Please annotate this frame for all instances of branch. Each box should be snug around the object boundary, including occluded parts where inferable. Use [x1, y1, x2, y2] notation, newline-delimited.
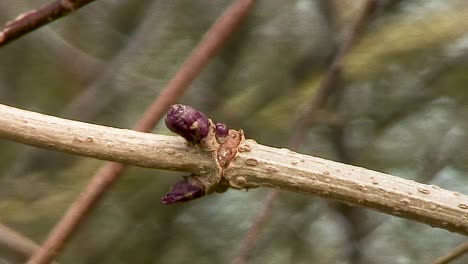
[0, 222, 38, 258]
[0, 103, 213, 172]
[235, 1, 380, 262]
[26, 1, 255, 263]
[0, 0, 96, 47]
[432, 241, 468, 264]
[1, 103, 467, 236]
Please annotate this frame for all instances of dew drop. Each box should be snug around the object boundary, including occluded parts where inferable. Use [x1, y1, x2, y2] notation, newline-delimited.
[372, 180, 379, 185]
[458, 204, 468, 210]
[430, 204, 437, 211]
[417, 188, 430, 194]
[291, 161, 298, 165]
[300, 159, 305, 162]
[325, 178, 331, 183]
[245, 158, 259, 166]
[442, 222, 448, 227]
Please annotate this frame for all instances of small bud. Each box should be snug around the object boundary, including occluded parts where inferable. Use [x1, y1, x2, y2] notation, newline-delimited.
[161, 178, 205, 204]
[165, 104, 209, 143]
[215, 122, 229, 137]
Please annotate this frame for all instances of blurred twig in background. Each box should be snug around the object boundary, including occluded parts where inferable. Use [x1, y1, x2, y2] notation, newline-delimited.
[0, 222, 39, 260]
[0, 0, 97, 47]
[25, 1, 255, 263]
[432, 241, 468, 264]
[233, 1, 379, 263]
[2, 1, 172, 181]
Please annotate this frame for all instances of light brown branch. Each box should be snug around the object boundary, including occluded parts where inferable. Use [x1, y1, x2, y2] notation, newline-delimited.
[0, 103, 214, 173]
[0, 0, 97, 47]
[1, 103, 467, 237]
[432, 241, 468, 264]
[25, 1, 255, 263]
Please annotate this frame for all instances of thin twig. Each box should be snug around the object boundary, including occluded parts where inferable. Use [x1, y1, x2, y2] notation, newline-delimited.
[233, 1, 379, 262]
[232, 191, 279, 264]
[432, 241, 468, 264]
[3, 0, 171, 180]
[0, 222, 38, 258]
[289, 0, 378, 148]
[0, 0, 97, 47]
[25, 1, 254, 263]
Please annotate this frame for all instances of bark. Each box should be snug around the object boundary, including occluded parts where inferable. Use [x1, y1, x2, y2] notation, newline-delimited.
[1, 103, 467, 236]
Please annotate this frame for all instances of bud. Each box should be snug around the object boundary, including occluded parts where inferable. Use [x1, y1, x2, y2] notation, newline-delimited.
[161, 178, 205, 204]
[215, 122, 229, 137]
[165, 104, 209, 143]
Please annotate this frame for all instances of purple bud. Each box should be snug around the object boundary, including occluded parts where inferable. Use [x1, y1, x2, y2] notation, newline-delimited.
[161, 178, 205, 204]
[215, 122, 229, 137]
[165, 104, 209, 143]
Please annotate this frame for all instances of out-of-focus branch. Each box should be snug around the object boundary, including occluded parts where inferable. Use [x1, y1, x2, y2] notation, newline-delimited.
[3, 1, 171, 181]
[0, 0, 97, 47]
[26, 1, 255, 264]
[289, 0, 378, 148]
[432, 241, 468, 264]
[1, 103, 468, 237]
[233, 1, 379, 262]
[232, 191, 279, 264]
[0, 222, 38, 259]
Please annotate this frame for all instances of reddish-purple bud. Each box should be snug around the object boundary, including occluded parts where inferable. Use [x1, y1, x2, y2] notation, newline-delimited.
[165, 104, 209, 143]
[215, 122, 229, 137]
[161, 178, 205, 204]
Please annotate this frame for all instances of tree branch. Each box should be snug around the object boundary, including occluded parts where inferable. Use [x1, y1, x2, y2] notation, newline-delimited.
[432, 241, 468, 264]
[26, 1, 255, 263]
[0, 0, 96, 47]
[0, 222, 39, 259]
[1, 103, 467, 236]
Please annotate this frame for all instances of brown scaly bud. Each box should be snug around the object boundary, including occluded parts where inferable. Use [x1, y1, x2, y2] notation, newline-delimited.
[165, 104, 209, 143]
[161, 177, 205, 204]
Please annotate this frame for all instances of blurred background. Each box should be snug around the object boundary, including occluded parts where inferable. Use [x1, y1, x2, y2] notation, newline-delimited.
[1, 0, 468, 263]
